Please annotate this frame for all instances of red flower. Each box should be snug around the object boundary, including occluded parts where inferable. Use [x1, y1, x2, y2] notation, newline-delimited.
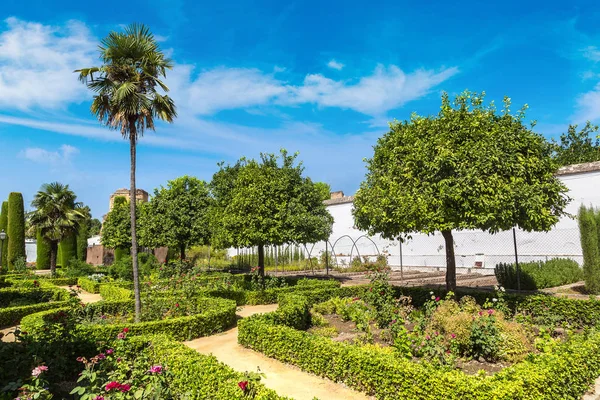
[175, 303, 179, 308]
[238, 381, 249, 392]
[435, 297, 440, 302]
[123, 327, 129, 333]
[119, 384, 131, 392]
[105, 381, 121, 391]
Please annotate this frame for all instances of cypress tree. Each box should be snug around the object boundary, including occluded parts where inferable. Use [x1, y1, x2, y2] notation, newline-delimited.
[59, 232, 78, 268]
[77, 220, 89, 262]
[579, 205, 600, 293]
[7, 193, 26, 270]
[0, 201, 7, 270]
[36, 229, 51, 270]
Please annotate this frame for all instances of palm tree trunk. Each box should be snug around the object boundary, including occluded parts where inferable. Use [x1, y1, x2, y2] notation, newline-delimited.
[129, 128, 141, 322]
[50, 241, 58, 277]
[442, 230, 456, 291]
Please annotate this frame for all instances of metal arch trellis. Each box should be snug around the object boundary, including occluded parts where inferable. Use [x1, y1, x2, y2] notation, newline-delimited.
[331, 235, 362, 266]
[352, 235, 381, 261]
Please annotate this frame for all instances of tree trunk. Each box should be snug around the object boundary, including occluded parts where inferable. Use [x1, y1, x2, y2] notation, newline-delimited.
[50, 241, 58, 277]
[180, 243, 186, 260]
[258, 244, 265, 277]
[129, 130, 141, 322]
[442, 230, 456, 291]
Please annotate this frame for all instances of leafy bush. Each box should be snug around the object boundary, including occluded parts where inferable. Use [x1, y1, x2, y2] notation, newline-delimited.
[109, 253, 159, 281]
[495, 258, 583, 290]
[62, 258, 96, 278]
[100, 285, 133, 301]
[239, 294, 600, 399]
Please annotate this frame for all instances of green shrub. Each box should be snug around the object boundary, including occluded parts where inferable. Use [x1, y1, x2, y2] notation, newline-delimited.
[22, 296, 237, 342]
[59, 233, 78, 269]
[128, 335, 286, 399]
[579, 205, 600, 293]
[36, 229, 51, 270]
[0, 201, 8, 271]
[7, 192, 26, 270]
[0, 301, 70, 328]
[114, 246, 130, 263]
[238, 295, 600, 399]
[495, 258, 583, 290]
[109, 253, 158, 280]
[0, 285, 71, 327]
[77, 276, 102, 293]
[63, 258, 96, 278]
[100, 285, 133, 301]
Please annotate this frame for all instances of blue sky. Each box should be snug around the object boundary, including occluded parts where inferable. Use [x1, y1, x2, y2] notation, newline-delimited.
[1, 0, 600, 218]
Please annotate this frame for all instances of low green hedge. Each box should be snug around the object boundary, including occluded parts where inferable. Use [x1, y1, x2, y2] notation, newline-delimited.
[100, 285, 133, 301]
[78, 277, 134, 294]
[0, 301, 71, 328]
[206, 279, 341, 305]
[495, 258, 583, 290]
[128, 335, 287, 399]
[238, 294, 600, 399]
[22, 297, 237, 342]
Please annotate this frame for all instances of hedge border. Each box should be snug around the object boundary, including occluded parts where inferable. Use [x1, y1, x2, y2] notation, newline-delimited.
[127, 335, 288, 399]
[239, 293, 600, 400]
[22, 296, 237, 342]
[0, 285, 71, 328]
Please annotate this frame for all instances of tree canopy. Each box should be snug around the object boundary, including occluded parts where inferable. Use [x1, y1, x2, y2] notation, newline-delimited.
[353, 91, 570, 290]
[210, 150, 334, 275]
[101, 197, 134, 250]
[551, 121, 600, 166]
[139, 176, 211, 259]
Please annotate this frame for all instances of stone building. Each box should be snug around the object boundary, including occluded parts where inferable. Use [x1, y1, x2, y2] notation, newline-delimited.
[108, 188, 149, 211]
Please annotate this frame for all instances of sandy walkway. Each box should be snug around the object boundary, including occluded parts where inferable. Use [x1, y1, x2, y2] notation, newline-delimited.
[185, 304, 370, 400]
[58, 286, 103, 304]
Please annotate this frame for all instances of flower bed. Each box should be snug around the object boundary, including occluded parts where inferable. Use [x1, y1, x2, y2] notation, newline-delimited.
[239, 291, 600, 399]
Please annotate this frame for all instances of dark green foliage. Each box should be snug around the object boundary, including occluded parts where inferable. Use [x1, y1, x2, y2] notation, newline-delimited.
[101, 196, 133, 250]
[36, 229, 51, 269]
[109, 253, 159, 281]
[114, 246, 130, 263]
[59, 232, 78, 268]
[579, 205, 600, 293]
[551, 121, 600, 166]
[62, 258, 96, 278]
[210, 150, 334, 275]
[353, 91, 569, 291]
[88, 218, 102, 237]
[76, 218, 89, 261]
[139, 176, 212, 259]
[7, 192, 26, 270]
[495, 258, 583, 290]
[0, 201, 8, 270]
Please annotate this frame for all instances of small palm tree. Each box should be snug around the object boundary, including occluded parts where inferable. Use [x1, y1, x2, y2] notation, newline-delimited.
[29, 183, 85, 276]
[76, 23, 177, 321]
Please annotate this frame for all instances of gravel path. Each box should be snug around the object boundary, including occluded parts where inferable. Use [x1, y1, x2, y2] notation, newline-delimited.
[185, 304, 371, 400]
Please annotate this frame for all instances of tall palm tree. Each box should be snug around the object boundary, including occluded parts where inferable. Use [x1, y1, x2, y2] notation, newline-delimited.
[75, 24, 177, 321]
[29, 183, 85, 276]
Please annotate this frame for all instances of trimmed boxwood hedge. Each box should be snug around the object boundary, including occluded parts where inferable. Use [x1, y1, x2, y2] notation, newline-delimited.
[239, 293, 600, 400]
[22, 296, 237, 342]
[0, 285, 71, 328]
[77, 277, 133, 294]
[126, 335, 288, 399]
[100, 285, 133, 301]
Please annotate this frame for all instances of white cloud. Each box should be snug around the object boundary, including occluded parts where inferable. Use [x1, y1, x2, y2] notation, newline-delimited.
[582, 46, 600, 62]
[21, 144, 79, 165]
[573, 83, 600, 123]
[286, 65, 459, 116]
[168, 63, 458, 118]
[327, 59, 344, 70]
[0, 17, 96, 110]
